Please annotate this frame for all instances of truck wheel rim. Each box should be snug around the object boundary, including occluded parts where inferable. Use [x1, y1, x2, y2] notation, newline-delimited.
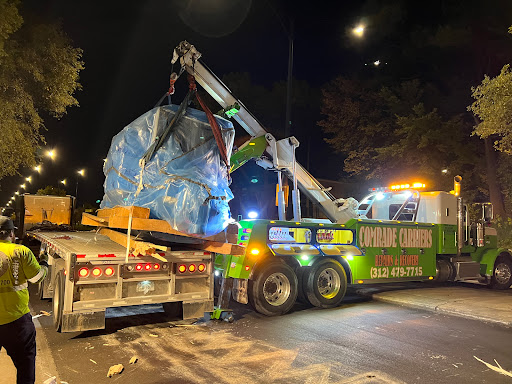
[495, 263, 511, 285]
[263, 272, 290, 306]
[317, 267, 341, 299]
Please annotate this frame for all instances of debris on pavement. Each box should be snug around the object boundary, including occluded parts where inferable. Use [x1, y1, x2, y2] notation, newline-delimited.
[107, 364, 124, 378]
[90, 359, 97, 364]
[149, 333, 159, 337]
[42, 377, 57, 384]
[474, 356, 512, 378]
[32, 310, 52, 319]
[129, 356, 138, 364]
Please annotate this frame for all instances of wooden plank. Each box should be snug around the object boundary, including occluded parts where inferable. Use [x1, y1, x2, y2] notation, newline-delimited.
[107, 215, 196, 237]
[97, 206, 150, 219]
[81, 212, 108, 227]
[98, 227, 169, 261]
[199, 242, 245, 255]
[205, 232, 238, 244]
[83, 212, 243, 255]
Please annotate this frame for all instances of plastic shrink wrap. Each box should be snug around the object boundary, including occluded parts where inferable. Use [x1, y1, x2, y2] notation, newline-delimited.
[101, 104, 235, 237]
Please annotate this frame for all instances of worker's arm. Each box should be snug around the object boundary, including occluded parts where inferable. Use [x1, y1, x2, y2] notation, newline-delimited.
[19, 246, 48, 284]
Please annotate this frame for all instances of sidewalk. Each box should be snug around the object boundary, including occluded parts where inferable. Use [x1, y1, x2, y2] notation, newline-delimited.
[356, 284, 512, 327]
[0, 313, 60, 384]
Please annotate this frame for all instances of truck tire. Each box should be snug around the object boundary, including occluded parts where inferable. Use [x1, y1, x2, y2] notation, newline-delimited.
[490, 255, 512, 290]
[163, 302, 183, 320]
[53, 271, 65, 332]
[248, 261, 298, 316]
[434, 259, 453, 282]
[295, 266, 311, 304]
[304, 258, 347, 308]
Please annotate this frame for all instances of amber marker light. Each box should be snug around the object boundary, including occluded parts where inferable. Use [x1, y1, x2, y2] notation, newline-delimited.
[104, 267, 115, 277]
[198, 263, 206, 272]
[250, 248, 260, 256]
[189, 264, 196, 273]
[92, 267, 102, 277]
[178, 265, 187, 273]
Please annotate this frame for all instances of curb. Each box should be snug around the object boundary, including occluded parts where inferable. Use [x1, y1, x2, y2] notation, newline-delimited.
[371, 294, 512, 327]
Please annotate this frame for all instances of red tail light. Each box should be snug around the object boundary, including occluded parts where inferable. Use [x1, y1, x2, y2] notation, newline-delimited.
[153, 263, 160, 270]
[92, 267, 102, 277]
[78, 267, 89, 278]
[135, 264, 143, 271]
[245, 265, 250, 271]
[104, 267, 115, 277]
[144, 263, 152, 271]
[189, 264, 196, 273]
[178, 264, 186, 273]
[198, 263, 206, 272]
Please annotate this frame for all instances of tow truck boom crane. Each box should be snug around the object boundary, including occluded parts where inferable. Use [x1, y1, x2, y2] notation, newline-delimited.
[172, 41, 357, 223]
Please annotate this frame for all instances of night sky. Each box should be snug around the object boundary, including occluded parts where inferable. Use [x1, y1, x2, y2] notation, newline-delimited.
[2, 0, 367, 207]
[3, 1, 510, 216]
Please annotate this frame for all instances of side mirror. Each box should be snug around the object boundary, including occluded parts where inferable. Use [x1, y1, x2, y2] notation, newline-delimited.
[482, 203, 493, 223]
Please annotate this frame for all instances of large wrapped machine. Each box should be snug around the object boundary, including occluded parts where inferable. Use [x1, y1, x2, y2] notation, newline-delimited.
[101, 104, 235, 237]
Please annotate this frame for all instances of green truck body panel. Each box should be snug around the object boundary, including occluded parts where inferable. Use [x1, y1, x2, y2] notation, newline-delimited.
[217, 218, 509, 285]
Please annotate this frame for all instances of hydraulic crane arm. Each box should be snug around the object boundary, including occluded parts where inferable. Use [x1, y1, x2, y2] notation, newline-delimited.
[172, 41, 358, 224]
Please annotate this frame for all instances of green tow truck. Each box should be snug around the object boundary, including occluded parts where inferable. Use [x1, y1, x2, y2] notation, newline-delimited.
[215, 177, 512, 316]
[172, 41, 512, 318]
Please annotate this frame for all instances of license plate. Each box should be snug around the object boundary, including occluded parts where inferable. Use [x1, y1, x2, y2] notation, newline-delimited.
[136, 281, 155, 295]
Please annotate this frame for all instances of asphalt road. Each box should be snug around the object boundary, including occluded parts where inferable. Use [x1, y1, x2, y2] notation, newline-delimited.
[29, 286, 511, 384]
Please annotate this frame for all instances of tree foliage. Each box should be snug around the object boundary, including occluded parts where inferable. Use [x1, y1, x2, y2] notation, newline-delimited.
[36, 185, 66, 196]
[318, 77, 480, 191]
[469, 64, 512, 153]
[0, 0, 84, 180]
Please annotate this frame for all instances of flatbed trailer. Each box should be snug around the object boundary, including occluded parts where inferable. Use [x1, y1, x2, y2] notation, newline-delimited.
[26, 204, 243, 332]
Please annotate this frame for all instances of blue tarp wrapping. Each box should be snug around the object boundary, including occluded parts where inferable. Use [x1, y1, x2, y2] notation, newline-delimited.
[101, 104, 235, 237]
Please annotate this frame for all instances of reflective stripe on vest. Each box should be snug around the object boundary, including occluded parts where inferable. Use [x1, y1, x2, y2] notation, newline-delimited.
[0, 282, 28, 293]
[28, 268, 45, 284]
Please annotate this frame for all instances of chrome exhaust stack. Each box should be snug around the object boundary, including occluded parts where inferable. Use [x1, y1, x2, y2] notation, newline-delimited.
[454, 176, 464, 255]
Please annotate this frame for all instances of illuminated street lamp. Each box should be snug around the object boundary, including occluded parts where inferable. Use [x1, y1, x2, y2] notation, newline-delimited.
[352, 24, 365, 38]
[47, 149, 56, 160]
[34, 165, 41, 173]
[442, 169, 448, 174]
[75, 169, 85, 202]
[25, 176, 32, 183]
[20, 184, 26, 189]
[60, 179, 67, 186]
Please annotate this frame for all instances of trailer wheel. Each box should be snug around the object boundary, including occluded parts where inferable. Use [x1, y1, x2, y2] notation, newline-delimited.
[304, 258, 347, 308]
[490, 255, 512, 290]
[295, 266, 311, 304]
[163, 302, 183, 320]
[248, 261, 298, 316]
[53, 271, 65, 332]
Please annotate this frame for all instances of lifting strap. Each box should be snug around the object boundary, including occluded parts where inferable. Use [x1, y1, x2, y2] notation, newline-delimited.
[140, 73, 230, 181]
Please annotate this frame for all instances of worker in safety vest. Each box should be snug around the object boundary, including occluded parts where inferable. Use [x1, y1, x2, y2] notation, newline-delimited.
[0, 216, 48, 384]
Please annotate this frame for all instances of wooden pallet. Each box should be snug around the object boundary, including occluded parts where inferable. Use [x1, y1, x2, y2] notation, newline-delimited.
[81, 206, 244, 256]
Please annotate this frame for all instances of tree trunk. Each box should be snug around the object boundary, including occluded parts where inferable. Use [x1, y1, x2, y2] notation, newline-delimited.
[484, 137, 507, 217]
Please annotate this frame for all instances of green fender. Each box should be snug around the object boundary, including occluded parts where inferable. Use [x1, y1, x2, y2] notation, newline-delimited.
[479, 248, 512, 276]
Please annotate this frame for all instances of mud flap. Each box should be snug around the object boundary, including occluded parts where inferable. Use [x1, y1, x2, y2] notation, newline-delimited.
[232, 278, 248, 304]
[183, 300, 214, 320]
[61, 311, 105, 332]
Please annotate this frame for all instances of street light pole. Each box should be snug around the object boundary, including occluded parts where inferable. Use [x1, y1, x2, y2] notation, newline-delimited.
[285, 18, 294, 138]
